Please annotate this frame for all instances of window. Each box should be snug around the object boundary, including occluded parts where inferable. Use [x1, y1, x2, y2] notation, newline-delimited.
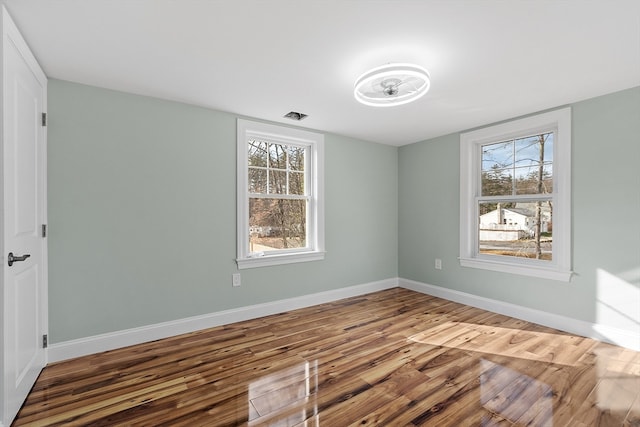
[460, 108, 572, 281]
[237, 119, 324, 269]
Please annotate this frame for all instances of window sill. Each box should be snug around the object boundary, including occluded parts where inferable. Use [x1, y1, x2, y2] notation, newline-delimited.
[459, 257, 572, 282]
[236, 251, 325, 269]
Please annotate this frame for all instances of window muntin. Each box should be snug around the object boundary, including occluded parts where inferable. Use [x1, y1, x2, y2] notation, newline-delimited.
[460, 108, 572, 281]
[248, 139, 309, 253]
[478, 132, 554, 262]
[237, 119, 324, 269]
[481, 133, 553, 196]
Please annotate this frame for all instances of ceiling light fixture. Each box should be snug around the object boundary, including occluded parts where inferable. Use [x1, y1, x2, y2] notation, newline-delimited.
[354, 63, 431, 107]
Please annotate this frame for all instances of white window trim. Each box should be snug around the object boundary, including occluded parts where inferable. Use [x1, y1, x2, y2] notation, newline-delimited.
[236, 119, 325, 269]
[459, 108, 572, 282]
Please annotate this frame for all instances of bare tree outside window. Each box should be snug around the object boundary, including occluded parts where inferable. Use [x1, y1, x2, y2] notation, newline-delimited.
[460, 108, 571, 281]
[248, 140, 308, 252]
[479, 133, 553, 260]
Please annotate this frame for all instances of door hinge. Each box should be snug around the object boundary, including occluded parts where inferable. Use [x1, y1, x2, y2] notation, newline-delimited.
[42, 224, 47, 238]
[42, 334, 48, 349]
[41, 112, 47, 127]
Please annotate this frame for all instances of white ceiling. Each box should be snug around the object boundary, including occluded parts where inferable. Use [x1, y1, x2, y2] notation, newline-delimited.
[4, 0, 640, 146]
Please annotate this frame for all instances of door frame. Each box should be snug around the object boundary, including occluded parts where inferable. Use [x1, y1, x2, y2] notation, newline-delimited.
[0, 5, 48, 426]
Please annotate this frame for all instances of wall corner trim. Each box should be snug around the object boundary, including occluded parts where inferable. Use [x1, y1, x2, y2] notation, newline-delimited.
[48, 278, 398, 363]
[399, 277, 640, 352]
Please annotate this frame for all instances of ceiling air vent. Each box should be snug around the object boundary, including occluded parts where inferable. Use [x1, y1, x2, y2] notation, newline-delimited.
[284, 111, 308, 121]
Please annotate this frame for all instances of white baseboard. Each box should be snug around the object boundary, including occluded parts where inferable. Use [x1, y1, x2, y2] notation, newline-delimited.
[48, 278, 398, 363]
[48, 275, 639, 363]
[399, 278, 640, 352]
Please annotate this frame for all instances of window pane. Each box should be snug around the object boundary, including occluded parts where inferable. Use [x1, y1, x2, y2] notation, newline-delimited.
[249, 198, 307, 252]
[269, 170, 287, 194]
[248, 168, 267, 193]
[482, 133, 554, 196]
[481, 167, 514, 196]
[269, 143, 287, 169]
[288, 146, 305, 171]
[482, 140, 514, 171]
[290, 171, 305, 195]
[514, 135, 542, 167]
[478, 201, 552, 261]
[248, 140, 268, 167]
[513, 132, 553, 195]
[543, 133, 553, 164]
[514, 133, 553, 165]
[515, 164, 553, 195]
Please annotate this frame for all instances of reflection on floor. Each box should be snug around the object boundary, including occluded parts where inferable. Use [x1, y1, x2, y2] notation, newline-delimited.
[14, 288, 640, 426]
[248, 360, 319, 426]
[479, 358, 553, 425]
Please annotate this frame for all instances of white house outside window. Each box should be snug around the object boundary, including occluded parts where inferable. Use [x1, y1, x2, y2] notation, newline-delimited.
[237, 119, 324, 269]
[459, 108, 572, 281]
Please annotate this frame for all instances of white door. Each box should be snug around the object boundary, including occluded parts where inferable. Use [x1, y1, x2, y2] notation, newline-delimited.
[1, 6, 48, 426]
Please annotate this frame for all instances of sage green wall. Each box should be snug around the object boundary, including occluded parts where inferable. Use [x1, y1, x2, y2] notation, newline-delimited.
[48, 79, 638, 343]
[399, 87, 640, 332]
[48, 79, 398, 343]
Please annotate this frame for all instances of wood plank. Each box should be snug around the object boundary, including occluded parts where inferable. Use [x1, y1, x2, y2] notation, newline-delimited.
[13, 288, 640, 426]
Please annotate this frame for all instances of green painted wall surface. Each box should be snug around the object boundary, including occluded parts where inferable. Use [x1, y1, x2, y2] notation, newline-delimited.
[399, 87, 640, 331]
[48, 79, 638, 343]
[48, 79, 398, 343]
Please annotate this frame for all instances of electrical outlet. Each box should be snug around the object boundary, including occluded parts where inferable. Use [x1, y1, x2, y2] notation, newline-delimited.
[232, 273, 241, 287]
[435, 258, 442, 270]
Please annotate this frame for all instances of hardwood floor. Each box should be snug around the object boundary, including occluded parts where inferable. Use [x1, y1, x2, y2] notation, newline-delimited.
[14, 288, 640, 426]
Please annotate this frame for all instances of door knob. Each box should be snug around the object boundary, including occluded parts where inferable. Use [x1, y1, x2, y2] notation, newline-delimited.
[7, 252, 30, 267]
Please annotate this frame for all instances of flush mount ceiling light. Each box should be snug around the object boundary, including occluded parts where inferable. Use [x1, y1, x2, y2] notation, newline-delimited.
[354, 63, 431, 107]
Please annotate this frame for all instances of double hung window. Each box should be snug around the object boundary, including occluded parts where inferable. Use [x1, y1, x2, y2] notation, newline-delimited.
[237, 119, 324, 269]
[459, 108, 572, 281]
